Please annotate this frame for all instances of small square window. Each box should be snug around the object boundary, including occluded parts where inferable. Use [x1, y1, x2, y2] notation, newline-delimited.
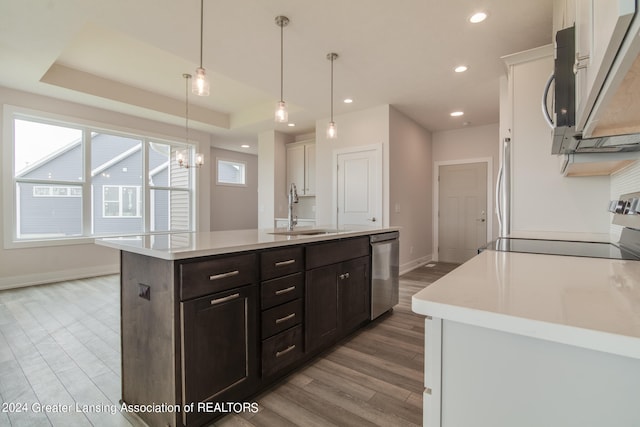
[217, 159, 246, 186]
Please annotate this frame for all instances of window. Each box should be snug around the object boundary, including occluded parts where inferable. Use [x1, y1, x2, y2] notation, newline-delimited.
[217, 159, 246, 186]
[5, 107, 197, 245]
[32, 186, 82, 197]
[103, 186, 141, 217]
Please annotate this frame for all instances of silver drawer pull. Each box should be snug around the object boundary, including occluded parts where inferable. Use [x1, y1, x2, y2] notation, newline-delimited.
[274, 286, 296, 296]
[210, 293, 240, 305]
[209, 270, 240, 281]
[275, 313, 296, 324]
[275, 344, 296, 358]
[275, 259, 296, 267]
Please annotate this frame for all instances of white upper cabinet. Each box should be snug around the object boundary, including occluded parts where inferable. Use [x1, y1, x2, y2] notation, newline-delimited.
[286, 140, 315, 196]
[574, 0, 635, 133]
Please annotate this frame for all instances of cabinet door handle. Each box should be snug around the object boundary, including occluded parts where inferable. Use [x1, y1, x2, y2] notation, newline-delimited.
[209, 270, 240, 281]
[275, 344, 296, 358]
[275, 286, 296, 296]
[340, 272, 350, 280]
[275, 313, 296, 324]
[275, 259, 296, 267]
[210, 293, 240, 305]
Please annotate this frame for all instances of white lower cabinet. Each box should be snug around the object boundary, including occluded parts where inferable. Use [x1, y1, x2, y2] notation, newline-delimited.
[422, 317, 640, 426]
[423, 316, 442, 427]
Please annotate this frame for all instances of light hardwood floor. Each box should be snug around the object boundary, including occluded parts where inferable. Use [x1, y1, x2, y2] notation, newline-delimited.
[0, 263, 458, 427]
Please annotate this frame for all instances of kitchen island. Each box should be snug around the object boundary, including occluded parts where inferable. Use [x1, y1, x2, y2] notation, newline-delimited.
[97, 226, 397, 427]
[412, 249, 640, 427]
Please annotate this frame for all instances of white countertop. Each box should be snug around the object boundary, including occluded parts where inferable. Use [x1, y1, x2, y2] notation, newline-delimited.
[95, 226, 398, 260]
[412, 250, 640, 359]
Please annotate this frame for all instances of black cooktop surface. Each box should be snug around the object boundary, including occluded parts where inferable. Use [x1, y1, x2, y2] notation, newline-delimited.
[488, 238, 640, 260]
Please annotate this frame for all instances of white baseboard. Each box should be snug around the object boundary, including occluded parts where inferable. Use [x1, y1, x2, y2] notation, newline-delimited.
[400, 254, 432, 276]
[0, 264, 120, 291]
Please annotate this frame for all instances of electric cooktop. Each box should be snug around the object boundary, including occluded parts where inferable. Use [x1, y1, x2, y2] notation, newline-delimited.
[487, 237, 640, 261]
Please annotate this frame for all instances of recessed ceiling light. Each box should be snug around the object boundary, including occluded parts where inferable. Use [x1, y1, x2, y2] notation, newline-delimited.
[454, 65, 468, 73]
[450, 111, 464, 117]
[241, 144, 250, 148]
[469, 12, 487, 23]
[343, 98, 353, 104]
[287, 123, 296, 127]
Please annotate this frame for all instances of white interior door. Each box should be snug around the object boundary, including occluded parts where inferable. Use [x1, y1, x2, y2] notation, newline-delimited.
[336, 147, 381, 228]
[438, 162, 487, 263]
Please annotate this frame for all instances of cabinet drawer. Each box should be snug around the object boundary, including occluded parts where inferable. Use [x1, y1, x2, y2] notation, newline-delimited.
[306, 236, 369, 270]
[180, 253, 257, 300]
[262, 299, 303, 338]
[261, 272, 303, 309]
[261, 246, 304, 280]
[262, 325, 303, 377]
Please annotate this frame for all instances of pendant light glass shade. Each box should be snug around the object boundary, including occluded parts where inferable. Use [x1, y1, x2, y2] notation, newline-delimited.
[275, 100, 288, 122]
[275, 16, 289, 123]
[326, 52, 338, 139]
[193, 67, 210, 96]
[179, 73, 203, 169]
[326, 121, 337, 139]
[193, 0, 209, 96]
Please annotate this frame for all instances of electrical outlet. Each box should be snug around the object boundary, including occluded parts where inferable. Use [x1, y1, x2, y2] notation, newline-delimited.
[138, 284, 151, 300]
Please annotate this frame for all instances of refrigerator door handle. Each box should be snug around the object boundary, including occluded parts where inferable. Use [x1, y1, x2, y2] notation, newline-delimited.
[496, 156, 504, 233]
[496, 137, 511, 237]
[542, 72, 555, 129]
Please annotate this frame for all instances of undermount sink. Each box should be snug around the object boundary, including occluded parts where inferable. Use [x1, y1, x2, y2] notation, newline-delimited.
[269, 228, 337, 236]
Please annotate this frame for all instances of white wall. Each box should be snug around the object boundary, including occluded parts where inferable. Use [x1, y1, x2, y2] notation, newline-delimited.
[389, 107, 434, 272]
[314, 105, 390, 226]
[432, 123, 500, 242]
[314, 104, 433, 272]
[257, 130, 290, 229]
[210, 147, 258, 231]
[0, 86, 211, 289]
[509, 54, 611, 236]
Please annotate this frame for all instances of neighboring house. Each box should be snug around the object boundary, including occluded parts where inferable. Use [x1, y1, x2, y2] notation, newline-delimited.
[16, 133, 171, 237]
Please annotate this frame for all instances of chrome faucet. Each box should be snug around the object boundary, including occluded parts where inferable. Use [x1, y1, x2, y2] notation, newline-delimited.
[287, 183, 299, 231]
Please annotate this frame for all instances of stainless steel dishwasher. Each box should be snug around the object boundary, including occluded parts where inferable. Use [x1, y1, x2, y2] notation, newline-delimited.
[370, 231, 399, 319]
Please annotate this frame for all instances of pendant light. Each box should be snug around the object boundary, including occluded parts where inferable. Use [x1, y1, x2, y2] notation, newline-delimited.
[178, 73, 204, 169]
[274, 15, 289, 123]
[326, 52, 338, 139]
[193, 0, 210, 96]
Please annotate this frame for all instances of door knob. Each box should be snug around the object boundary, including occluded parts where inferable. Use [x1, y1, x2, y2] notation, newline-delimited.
[368, 217, 377, 222]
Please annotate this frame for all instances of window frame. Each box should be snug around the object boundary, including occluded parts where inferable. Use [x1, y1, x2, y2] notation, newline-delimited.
[3, 105, 198, 249]
[102, 185, 142, 218]
[216, 158, 247, 187]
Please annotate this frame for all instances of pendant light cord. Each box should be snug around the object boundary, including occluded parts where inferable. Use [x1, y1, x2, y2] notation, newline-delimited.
[280, 21, 284, 102]
[330, 56, 334, 121]
[185, 74, 190, 144]
[199, 0, 204, 68]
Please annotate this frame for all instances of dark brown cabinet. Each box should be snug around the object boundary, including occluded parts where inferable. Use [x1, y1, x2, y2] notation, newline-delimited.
[305, 237, 371, 353]
[259, 247, 305, 378]
[305, 263, 339, 352]
[338, 256, 370, 336]
[181, 285, 258, 426]
[179, 254, 259, 426]
[118, 233, 380, 427]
